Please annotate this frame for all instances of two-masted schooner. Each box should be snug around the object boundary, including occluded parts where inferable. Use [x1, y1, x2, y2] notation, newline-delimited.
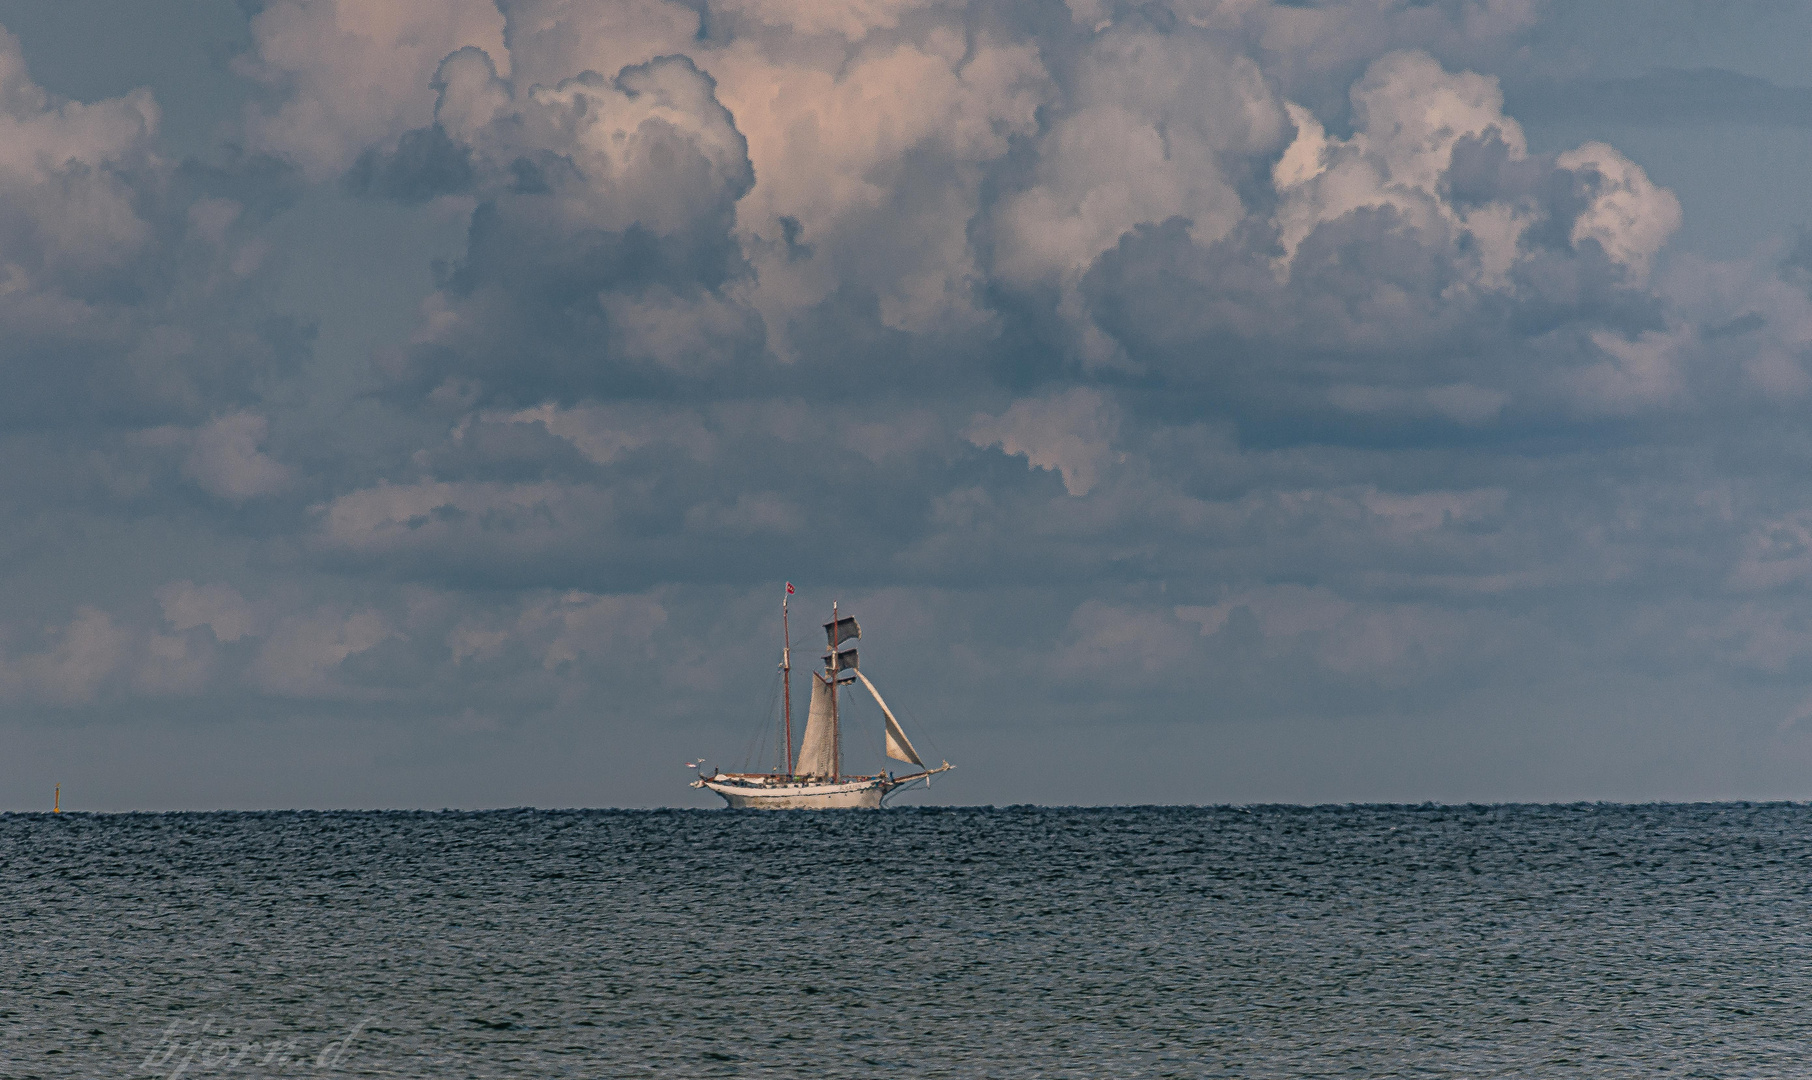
[691, 589, 951, 808]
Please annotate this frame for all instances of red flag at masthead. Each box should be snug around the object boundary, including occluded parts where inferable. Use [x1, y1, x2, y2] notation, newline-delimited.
[785, 582, 795, 594]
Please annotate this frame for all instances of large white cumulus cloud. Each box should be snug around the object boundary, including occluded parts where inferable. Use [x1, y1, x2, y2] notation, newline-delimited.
[994, 26, 1285, 288]
[231, 0, 1707, 611]
[429, 46, 752, 236]
[363, 44, 759, 401]
[717, 28, 1047, 338]
[245, 0, 1689, 413]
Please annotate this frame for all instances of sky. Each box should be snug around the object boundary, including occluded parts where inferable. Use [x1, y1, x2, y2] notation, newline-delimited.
[4, 0, 1812, 810]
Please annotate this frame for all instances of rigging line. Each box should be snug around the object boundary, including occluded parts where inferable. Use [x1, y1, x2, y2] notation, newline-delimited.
[735, 671, 784, 772]
[735, 689, 767, 769]
[768, 697, 780, 774]
[762, 671, 784, 771]
[764, 670, 785, 769]
[856, 677, 916, 778]
[892, 695, 949, 767]
[856, 692, 888, 773]
[735, 717, 765, 773]
[770, 670, 789, 773]
[848, 668, 893, 755]
[759, 674, 777, 773]
[842, 673, 889, 772]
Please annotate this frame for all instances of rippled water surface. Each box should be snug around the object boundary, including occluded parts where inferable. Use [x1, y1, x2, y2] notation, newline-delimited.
[6, 804, 1812, 1078]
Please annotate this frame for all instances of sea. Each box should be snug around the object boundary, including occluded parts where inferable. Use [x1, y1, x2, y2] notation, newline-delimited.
[5, 804, 1812, 1078]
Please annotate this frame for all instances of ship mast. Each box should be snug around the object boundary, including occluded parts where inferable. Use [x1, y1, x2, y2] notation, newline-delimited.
[829, 600, 840, 781]
[781, 588, 793, 775]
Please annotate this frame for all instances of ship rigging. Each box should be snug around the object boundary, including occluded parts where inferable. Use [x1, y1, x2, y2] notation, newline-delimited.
[690, 589, 951, 809]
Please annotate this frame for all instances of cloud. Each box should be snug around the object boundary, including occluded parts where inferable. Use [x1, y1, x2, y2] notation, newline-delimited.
[1693, 601, 1812, 675]
[250, 605, 397, 697]
[136, 412, 294, 502]
[1359, 487, 1507, 538]
[1562, 328, 1687, 414]
[450, 590, 667, 672]
[0, 607, 131, 705]
[1175, 585, 1470, 686]
[1051, 600, 1197, 680]
[261, 9, 1688, 425]
[239, 0, 508, 179]
[992, 26, 1282, 288]
[968, 389, 1121, 497]
[709, 0, 949, 38]
[1554, 142, 1681, 281]
[0, 600, 229, 704]
[157, 581, 262, 643]
[0, 28, 160, 278]
[315, 479, 609, 562]
[292, 0, 1054, 373]
[0, 26, 308, 439]
[1275, 53, 1519, 270]
[0, 579, 677, 712]
[496, 402, 713, 466]
[704, 12, 1047, 341]
[1273, 52, 1678, 287]
[368, 49, 761, 404]
[1329, 382, 1509, 423]
[1076, 50, 1684, 424]
[1729, 513, 1812, 593]
[1649, 247, 1812, 404]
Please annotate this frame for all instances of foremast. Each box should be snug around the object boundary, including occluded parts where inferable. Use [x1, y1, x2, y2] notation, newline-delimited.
[781, 585, 793, 776]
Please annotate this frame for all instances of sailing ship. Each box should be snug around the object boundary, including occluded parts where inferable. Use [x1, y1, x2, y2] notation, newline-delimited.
[691, 590, 951, 809]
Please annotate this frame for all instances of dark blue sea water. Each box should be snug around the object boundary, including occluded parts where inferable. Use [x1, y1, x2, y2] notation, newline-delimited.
[5, 804, 1812, 1078]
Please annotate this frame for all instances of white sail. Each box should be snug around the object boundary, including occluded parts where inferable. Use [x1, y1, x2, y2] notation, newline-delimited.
[796, 672, 838, 777]
[853, 669, 924, 767]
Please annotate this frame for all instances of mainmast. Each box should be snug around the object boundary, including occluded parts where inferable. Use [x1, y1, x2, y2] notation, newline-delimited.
[818, 604, 860, 781]
[829, 600, 840, 780]
[781, 585, 794, 776]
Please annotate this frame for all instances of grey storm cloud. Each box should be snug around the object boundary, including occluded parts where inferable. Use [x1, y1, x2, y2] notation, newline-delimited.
[10, 0, 1812, 809]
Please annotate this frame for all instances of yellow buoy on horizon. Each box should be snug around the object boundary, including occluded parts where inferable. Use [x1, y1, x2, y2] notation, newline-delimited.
[53, 783, 60, 814]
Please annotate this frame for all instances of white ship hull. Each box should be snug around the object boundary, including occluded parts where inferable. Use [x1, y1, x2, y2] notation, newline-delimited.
[695, 774, 888, 809]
